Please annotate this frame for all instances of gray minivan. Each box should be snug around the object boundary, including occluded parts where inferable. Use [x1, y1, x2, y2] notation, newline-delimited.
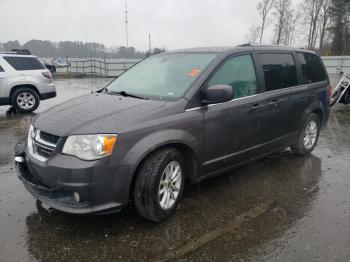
[15, 45, 331, 222]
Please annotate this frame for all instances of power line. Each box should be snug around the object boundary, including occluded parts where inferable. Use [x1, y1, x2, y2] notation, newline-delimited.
[125, 0, 128, 47]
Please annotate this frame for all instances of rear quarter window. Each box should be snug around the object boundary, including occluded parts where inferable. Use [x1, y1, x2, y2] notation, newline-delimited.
[259, 53, 298, 91]
[0, 65, 4, 72]
[297, 52, 327, 83]
[3, 56, 45, 71]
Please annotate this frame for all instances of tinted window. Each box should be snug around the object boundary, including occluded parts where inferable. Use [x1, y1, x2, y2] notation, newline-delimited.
[297, 52, 327, 83]
[3, 56, 45, 70]
[0, 65, 4, 72]
[207, 55, 257, 99]
[260, 53, 298, 91]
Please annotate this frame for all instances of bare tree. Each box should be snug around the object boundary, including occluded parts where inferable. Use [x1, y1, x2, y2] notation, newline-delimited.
[319, 0, 331, 49]
[257, 0, 275, 44]
[273, 0, 293, 45]
[302, 0, 324, 49]
[285, 10, 301, 46]
[246, 25, 261, 43]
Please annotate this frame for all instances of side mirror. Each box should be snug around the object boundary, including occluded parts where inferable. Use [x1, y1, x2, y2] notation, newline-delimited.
[201, 84, 234, 104]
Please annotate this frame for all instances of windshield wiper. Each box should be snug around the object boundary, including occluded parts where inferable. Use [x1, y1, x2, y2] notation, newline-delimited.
[108, 90, 148, 100]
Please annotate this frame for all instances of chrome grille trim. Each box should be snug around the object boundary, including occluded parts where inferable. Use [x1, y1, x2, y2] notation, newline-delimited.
[35, 130, 57, 147]
[28, 129, 59, 162]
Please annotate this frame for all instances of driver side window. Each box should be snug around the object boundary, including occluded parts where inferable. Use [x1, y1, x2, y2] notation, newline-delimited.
[207, 55, 257, 99]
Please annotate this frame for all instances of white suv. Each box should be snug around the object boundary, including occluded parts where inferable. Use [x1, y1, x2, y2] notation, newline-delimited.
[0, 52, 56, 112]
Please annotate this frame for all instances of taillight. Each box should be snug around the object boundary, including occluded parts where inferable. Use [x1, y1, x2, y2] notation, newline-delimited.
[41, 70, 52, 79]
[327, 85, 332, 99]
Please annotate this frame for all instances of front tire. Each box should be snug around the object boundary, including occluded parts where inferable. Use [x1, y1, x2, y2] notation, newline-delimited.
[11, 87, 40, 113]
[291, 113, 320, 156]
[134, 148, 185, 222]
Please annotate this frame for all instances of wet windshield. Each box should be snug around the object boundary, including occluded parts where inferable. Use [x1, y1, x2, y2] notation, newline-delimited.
[106, 53, 217, 100]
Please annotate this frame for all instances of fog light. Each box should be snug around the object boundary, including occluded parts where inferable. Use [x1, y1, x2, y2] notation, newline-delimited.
[73, 192, 81, 203]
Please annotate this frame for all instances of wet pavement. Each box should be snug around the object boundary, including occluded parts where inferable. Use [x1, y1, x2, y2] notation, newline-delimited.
[0, 78, 350, 262]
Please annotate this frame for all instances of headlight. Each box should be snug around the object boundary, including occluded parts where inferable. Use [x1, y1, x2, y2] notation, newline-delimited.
[62, 134, 117, 160]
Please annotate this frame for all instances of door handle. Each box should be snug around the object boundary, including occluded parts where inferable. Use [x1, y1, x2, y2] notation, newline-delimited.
[250, 104, 264, 111]
[268, 101, 278, 107]
[268, 99, 285, 107]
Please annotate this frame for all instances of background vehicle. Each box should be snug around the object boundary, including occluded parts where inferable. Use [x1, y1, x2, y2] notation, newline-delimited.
[52, 57, 70, 68]
[0, 51, 56, 112]
[15, 45, 330, 222]
[39, 58, 56, 74]
[330, 72, 350, 107]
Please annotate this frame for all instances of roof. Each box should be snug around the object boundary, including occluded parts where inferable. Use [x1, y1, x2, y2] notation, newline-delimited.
[0, 52, 36, 58]
[169, 44, 315, 55]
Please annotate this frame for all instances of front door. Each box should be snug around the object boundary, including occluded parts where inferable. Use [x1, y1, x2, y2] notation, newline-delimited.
[202, 54, 269, 176]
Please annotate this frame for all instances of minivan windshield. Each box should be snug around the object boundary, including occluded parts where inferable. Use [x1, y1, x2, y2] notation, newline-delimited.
[106, 53, 217, 100]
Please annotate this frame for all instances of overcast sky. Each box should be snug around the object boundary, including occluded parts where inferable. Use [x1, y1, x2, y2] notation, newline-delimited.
[0, 0, 301, 51]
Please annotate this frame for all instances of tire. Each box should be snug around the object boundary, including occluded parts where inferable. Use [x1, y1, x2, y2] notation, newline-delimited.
[11, 87, 40, 113]
[291, 113, 320, 156]
[134, 148, 186, 222]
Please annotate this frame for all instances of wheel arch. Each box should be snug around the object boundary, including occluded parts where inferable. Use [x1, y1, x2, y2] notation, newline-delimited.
[10, 84, 41, 101]
[127, 139, 201, 200]
[299, 101, 325, 130]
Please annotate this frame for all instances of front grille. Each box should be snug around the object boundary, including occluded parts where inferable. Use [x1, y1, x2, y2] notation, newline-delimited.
[29, 129, 60, 161]
[39, 131, 60, 145]
[36, 144, 54, 158]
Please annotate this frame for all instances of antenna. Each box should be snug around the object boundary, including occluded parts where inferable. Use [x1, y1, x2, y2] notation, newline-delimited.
[148, 33, 152, 54]
[125, 0, 129, 47]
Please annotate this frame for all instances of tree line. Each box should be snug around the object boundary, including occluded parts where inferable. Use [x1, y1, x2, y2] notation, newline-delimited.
[247, 0, 350, 55]
[0, 39, 165, 59]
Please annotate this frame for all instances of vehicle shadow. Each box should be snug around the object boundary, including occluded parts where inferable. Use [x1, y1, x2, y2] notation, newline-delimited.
[24, 152, 323, 261]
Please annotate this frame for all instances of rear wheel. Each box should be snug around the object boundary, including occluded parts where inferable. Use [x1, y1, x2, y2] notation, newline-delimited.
[134, 148, 185, 222]
[11, 87, 40, 113]
[291, 113, 320, 156]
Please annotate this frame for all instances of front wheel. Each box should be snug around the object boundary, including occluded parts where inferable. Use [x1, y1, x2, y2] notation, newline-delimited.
[134, 148, 185, 222]
[291, 113, 320, 156]
[330, 87, 343, 107]
[11, 87, 40, 113]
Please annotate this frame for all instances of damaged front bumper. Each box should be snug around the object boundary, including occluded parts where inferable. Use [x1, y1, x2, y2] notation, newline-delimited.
[14, 138, 125, 215]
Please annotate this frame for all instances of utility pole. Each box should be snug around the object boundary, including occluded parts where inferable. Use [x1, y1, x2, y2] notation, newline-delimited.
[125, 0, 129, 48]
[148, 33, 152, 54]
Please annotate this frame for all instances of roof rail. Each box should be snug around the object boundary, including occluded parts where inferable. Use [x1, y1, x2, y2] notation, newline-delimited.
[237, 43, 292, 48]
[11, 49, 31, 55]
[237, 43, 252, 47]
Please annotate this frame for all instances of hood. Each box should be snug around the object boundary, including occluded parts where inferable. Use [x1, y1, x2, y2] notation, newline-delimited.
[34, 93, 167, 136]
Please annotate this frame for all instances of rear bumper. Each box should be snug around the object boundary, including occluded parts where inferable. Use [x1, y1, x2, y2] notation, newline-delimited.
[40, 90, 56, 100]
[14, 138, 132, 214]
[0, 97, 9, 105]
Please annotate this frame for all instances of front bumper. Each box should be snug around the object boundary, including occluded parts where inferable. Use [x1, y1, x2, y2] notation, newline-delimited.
[14, 138, 132, 214]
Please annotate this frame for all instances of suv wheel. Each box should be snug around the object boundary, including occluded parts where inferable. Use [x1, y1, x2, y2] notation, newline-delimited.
[12, 87, 40, 113]
[134, 148, 185, 222]
[291, 113, 320, 155]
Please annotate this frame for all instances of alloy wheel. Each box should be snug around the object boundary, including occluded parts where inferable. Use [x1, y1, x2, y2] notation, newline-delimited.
[158, 161, 182, 210]
[17, 92, 36, 110]
[303, 120, 318, 150]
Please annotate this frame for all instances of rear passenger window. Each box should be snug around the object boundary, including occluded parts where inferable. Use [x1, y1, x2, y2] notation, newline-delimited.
[0, 65, 4, 72]
[207, 55, 257, 99]
[297, 52, 327, 83]
[3, 56, 45, 71]
[260, 53, 298, 91]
